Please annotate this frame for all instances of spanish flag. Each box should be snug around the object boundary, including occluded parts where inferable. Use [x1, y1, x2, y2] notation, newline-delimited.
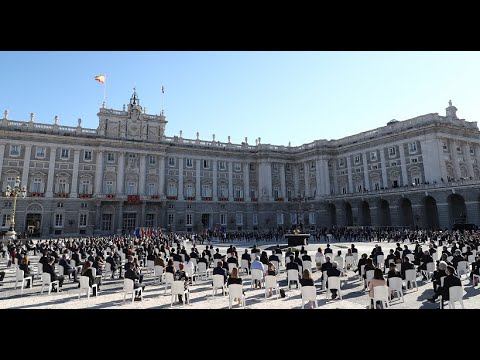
[94, 75, 106, 84]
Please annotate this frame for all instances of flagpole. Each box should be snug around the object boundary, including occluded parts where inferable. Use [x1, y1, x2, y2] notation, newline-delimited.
[161, 83, 164, 115]
[103, 75, 107, 107]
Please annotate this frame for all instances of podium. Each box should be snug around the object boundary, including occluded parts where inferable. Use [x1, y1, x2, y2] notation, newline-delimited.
[285, 234, 309, 247]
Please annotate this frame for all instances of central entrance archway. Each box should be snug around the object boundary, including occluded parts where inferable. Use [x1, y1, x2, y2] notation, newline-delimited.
[359, 201, 371, 226]
[379, 199, 391, 227]
[399, 198, 414, 228]
[423, 196, 439, 229]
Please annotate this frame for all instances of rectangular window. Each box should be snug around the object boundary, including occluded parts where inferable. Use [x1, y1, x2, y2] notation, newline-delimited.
[236, 213, 243, 225]
[148, 155, 156, 165]
[32, 178, 42, 193]
[148, 183, 156, 195]
[339, 158, 344, 167]
[168, 157, 175, 166]
[414, 177, 421, 185]
[249, 163, 255, 171]
[285, 164, 291, 173]
[355, 168, 361, 173]
[1, 214, 11, 227]
[6, 177, 16, 189]
[470, 147, 475, 155]
[374, 182, 380, 190]
[389, 147, 396, 156]
[409, 142, 417, 153]
[36, 147, 45, 158]
[61, 148, 69, 159]
[81, 202, 88, 208]
[287, 188, 292, 199]
[354, 155, 361, 164]
[219, 161, 226, 170]
[106, 180, 114, 194]
[220, 213, 227, 226]
[203, 159, 210, 169]
[370, 151, 377, 161]
[127, 182, 136, 195]
[290, 212, 297, 225]
[186, 158, 193, 168]
[371, 165, 378, 170]
[276, 213, 283, 225]
[443, 141, 448, 151]
[57, 202, 63, 208]
[272, 163, 278, 171]
[357, 184, 363, 192]
[273, 187, 280, 199]
[55, 214, 63, 227]
[187, 204, 192, 209]
[411, 158, 418, 163]
[250, 189, 257, 199]
[10, 144, 20, 156]
[145, 213, 154, 227]
[167, 183, 177, 196]
[107, 152, 115, 162]
[342, 187, 347, 194]
[202, 184, 212, 197]
[457, 147, 462, 153]
[252, 213, 258, 225]
[186, 213, 193, 226]
[234, 162, 241, 172]
[58, 179, 67, 193]
[80, 180, 90, 194]
[234, 186, 243, 199]
[79, 213, 87, 227]
[310, 161, 315, 169]
[101, 214, 112, 231]
[390, 161, 397, 167]
[185, 183, 194, 197]
[168, 213, 175, 225]
[84, 150, 92, 161]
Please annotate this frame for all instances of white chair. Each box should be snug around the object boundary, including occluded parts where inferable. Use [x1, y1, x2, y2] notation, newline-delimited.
[123, 278, 142, 303]
[212, 274, 227, 296]
[303, 260, 312, 274]
[190, 257, 198, 271]
[365, 270, 375, 290]
[173, 261, 180, 272]
[457, 261, 468, 279]
[422, 262, 435, 281]
[57, 264, 65, 278]
[103, 262, 113, 279]
[154, 265, 164, 284]
[264, 275, 280, 299]
[287, 269, 299, 289]
[251, 269, 264, 289]
[326, 276, 342, 300]
[228, 263, 237, 274]
[184, 263, 196, 284]
[321, 270, 328, 291]
[352, 252, 359, 266]
[371, 285, 390, 309]
[404, 269, 418, 291]
[171, 280, 189, 307]
[15, 269, 32, 293]
[467, 254, 475, 264]
[376, 255, 385, 270]
[448, 286, 465, 309]
[406, 254, 415, 263]
[36, 262, 43, 279]
[197, 262, 210, 280]
[164, 272, 175, 293]
[473, 272, 480, 287]
[180, 254, 186, 263]
[241, 259, 250, 275]
[270, 260, 280, 273]
[447, 256, 454, 263]
[300, 286, 318, 309]
[388, 277, 404, 303]
[146, 260, 155, 276]
[228, 284, 246, 308]
[78, 275, 97, 299]
[40, 273, 59, 294]
[432, 252, 439, 262]
[344, 255, 354, 270]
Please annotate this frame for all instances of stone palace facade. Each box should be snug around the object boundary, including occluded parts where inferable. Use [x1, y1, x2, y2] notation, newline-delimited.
[1, 91, 479, 237]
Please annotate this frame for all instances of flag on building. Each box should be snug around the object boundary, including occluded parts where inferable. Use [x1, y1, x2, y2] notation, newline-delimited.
[95, 75, 106, 84]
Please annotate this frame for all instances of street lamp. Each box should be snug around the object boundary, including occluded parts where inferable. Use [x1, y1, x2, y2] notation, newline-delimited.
[291, 194, 306, 233]
[4, 176, 27, 240]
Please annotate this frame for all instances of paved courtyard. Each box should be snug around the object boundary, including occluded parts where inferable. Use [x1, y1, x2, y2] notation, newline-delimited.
[0, 239, 477, 309]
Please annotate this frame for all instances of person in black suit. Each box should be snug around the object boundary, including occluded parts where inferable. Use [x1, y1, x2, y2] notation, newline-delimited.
[354, 253, 368, 277]
[402, 245, 411, 260]
[213, 260, 228, 284]
[269, 251, 280, 263]
[432, 260, 448, 292]
[324, 244, 333, 256]
[43, 257, 64, 291]
[59, 254, 78, 281]
[400, 257, 414, 280]
[301, 251, 312, 262]
[241, 249, 251, 270]
[326, 262, 341, 299]
[227, 254, 239, 268]
[165, 259, 175, 274]
[286, 255, 300, 288]
[125, 262, 145, 301]
[428, 265, 462, 308]
[384, 249, 396, 269]
[0, 270, 5, 285]
[451, 249, 465, 269]
[80, 261, 101, 295]
[418, 250, 434, 279]
[386, 262, 402, 286]
[213, 248, 223, 262]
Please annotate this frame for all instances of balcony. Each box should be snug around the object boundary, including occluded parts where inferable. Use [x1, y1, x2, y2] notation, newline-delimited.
[185, 196, 195, 201]
[127, 195, 141, 204]
[202, 197, 212, 201]
[79, 193, 93, 199]
[105, 194, 116, 199]
[30, 192, 45, 197]
[275, 197, 284, 202]
[166, 195, 178, 200]
[218, 197, 228, 201]
[55, 193, 69, 198]
[150, 195, 160, 200]
[234, 198, 244, 202]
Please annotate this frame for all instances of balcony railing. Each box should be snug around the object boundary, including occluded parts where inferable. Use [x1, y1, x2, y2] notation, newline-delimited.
[166, 195, 177, 200]
[127, 195, 141, 204]
[234, 198, 244, 202]
[30, 192, 45, 197]
[202, 197, 212, 201]
[79, 193, 93, 199]
[55, 193, 69, 198]
[218, 197, 228, 201]
[150, 195, 160, 199]
[105, 194, 116, 199]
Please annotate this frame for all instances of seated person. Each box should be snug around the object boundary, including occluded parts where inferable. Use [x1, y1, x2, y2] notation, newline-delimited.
[227, 267, 244, 305]
[19, 255, 34, 288]
[428, 265, 461, 308]
[213, 260, 228, 284]
[174, 262, 189, 303]
[299, 269, 315, 308]
[432, 261, 448, 292]
[286, 255, 299, 288]
[266, 262, 277, 276]
[59, 254, 78, 281]
[326, 261, 341, 299]
[386, 262, 402, 287]
[125, 262, 145, 301]
[80, 261, 101, 296]
[369, 268, 386, 309]
[43, 256, 65, 292]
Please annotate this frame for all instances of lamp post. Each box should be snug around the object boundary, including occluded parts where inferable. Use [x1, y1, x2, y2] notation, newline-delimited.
[4, 176, 27, 241]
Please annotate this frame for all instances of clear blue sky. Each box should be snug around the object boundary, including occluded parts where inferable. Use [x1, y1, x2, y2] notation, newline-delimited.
[1, 51, 479, 146]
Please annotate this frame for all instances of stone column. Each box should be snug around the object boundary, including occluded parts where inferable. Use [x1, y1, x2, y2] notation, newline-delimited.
[315, 159, 323, 199]
[304, 162, 310, 198]
[159, 156, 165, 197]
[139, 154, 146, 195]
[331, 159, 338, 194]
[116, 152, 125, 195]
[95, 202, 101, 229]
[243, 162, 250, 202]
[346, 156, 353, 193]
[21, 145, 32, 188]
[228, 161, 233, 201]
[279, 163, 286, 199]
[178, 157, 184, 199]
[379, 148, 388, 188]
[0, 144, 5, 180]
[116, 202, 123, 234]
[398, 144, 408, 186]
[258, 161, 272, 201]
[45, 147, 57, 197]
[94, 150, 104, 195]
[71, 149, 80, 197]
[293, 163, 300, 196]
[362, 152, 370, 191]
[463, 142, 474, 178]
[451, 140, 461, 180]
[323, 159, 330, 195]
[212, 160, 217, 201]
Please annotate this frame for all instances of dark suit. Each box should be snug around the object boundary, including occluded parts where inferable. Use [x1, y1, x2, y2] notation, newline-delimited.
[386, 270, 402, 286]
[227, 256, 238, 266]
[320, 262, 333, 273]
[326, 267, 341, 297]
[213, 266, 227, 283]
[81, 268, 100, 295]
[301, 254, 312, 262]
[43, 263, 64, 289]
[269, 254, 280, 263]
[439, 274, 462, 303]
[452, 255, 465, 269]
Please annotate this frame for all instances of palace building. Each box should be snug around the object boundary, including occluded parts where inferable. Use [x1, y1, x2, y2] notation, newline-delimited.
[0, 91, 479, 237]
